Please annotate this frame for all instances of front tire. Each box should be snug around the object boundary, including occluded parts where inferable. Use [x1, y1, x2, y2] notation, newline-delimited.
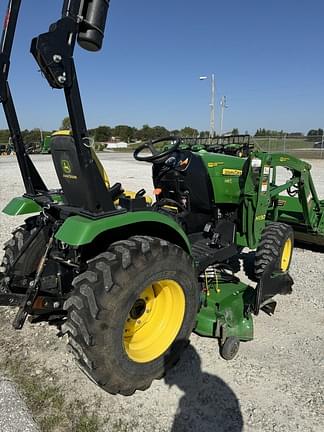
[220, 337, 240, 361]
[254, 222, 294, 280]
[62, 236, 199, 395]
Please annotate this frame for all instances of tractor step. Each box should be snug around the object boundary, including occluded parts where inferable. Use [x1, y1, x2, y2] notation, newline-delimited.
[192, 238, 237, 273]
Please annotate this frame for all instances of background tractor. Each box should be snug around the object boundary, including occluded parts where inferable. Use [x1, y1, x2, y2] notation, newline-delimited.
[0, 0, 296, 396]
[175, 136, 324, 249]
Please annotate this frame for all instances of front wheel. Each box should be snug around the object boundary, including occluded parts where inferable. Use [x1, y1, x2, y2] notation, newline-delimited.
[62, 236, 199, 395]
[254, 223, 294, 280]
[220, 337, 240, 360]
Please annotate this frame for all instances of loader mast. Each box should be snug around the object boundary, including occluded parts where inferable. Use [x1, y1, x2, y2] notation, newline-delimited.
[30, 0, 115, 214]
[0, 0, 47, 195]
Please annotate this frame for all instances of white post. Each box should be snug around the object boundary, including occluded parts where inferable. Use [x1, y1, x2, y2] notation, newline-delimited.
[220, 96, 227, 135]
[210, 74, 215, 138]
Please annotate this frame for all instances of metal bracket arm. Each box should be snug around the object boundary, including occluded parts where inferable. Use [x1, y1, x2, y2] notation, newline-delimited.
[31, 17, 77, 89]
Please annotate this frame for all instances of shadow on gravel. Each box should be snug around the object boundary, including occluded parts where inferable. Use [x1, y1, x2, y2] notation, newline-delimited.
[294, 240, 324, 253]
[165, 344, 243, 432]
[228, 250, 257, 282]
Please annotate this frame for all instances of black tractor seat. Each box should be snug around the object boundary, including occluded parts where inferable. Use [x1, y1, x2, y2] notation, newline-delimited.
[51, 133, 124, 208]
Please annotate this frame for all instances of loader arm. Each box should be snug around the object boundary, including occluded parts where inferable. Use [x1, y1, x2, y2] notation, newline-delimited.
[239, 151, 324, 249]
[30, 0, 116, 215]
[0, 0, 47, 195]
[267, 153, 322, 231]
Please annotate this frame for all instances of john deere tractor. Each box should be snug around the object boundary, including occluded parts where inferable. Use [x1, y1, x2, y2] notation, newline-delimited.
[0, 0, 297, 395]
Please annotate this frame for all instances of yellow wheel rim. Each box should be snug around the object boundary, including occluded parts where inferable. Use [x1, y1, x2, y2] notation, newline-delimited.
[123, 280, 185, 363]
[281, 238, 292, 271]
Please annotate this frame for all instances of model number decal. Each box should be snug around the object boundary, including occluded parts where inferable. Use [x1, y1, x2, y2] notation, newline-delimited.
[256, 214, 266, 221]
[208, 162, 224, 168]
[222, 169, 242, 176]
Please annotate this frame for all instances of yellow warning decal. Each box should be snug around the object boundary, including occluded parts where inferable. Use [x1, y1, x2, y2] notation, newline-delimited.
[256, 214, 266, 221]
[280, 157, 290, 162]
[63, 174, 78, 180]
[222, 169, 242, 176]
[208, 162, 224, 168]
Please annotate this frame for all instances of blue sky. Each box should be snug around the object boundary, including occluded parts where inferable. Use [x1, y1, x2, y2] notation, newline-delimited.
[0, 0, 323, 134]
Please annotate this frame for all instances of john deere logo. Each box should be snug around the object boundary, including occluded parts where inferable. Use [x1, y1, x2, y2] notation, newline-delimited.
[61, 159, 72, 174]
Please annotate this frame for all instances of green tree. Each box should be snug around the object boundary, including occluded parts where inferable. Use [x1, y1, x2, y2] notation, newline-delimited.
[180, 127, 198, 137]
[137, 124, 154, 141]
[151, 126, 170, 139]
[307, 128, 323, 136]
[136, 125, 172, 141]
[0, 129, 11, 143]
[171, 129, 180, 137]
[231, 128, 239, 135]
[60, 117, 71, 130]
[199, 131, 209, 138]
[255, 128, 286, 137]
[113, 125, 135, 142]
[22, 129, 43, 145]
[95, 126, 112, 142]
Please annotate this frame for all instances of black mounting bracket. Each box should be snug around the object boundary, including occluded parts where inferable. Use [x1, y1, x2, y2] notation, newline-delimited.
[31, 17, 77, 89]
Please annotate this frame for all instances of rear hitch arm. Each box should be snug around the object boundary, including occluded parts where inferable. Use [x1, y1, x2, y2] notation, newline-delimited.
[12, 232, 55, 329]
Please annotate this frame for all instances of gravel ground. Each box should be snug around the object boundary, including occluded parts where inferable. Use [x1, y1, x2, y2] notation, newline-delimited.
[0, 154, 323, 432]
[0, 377, 39, 432]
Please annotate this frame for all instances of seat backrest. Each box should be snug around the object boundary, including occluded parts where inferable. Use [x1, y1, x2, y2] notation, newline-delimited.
[51, 130, 111, 188]
[153, 151, 213, 213]
[51, 134, 89, 207]
[180, 153, 214, 212]
[51, 132, 121, 212]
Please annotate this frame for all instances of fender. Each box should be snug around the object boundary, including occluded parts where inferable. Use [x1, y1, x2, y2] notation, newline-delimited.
[55, 211, 191, 252]
[3, 196, 42, 216]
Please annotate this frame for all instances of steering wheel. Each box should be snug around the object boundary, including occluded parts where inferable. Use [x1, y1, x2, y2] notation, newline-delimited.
[133, 136, 181, 163]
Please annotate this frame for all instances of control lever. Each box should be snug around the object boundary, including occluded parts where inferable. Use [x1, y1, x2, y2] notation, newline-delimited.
[136, 189, 146, 198]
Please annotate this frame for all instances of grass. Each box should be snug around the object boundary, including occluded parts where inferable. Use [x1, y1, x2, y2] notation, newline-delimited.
[2, 357, 105, 432]
[2, 355, 139, 432]
[253, 137, 323, 151]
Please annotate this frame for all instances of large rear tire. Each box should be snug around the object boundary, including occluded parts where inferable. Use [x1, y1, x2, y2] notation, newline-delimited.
[254, 222, 294, 280]
[62, 236, 199, 395]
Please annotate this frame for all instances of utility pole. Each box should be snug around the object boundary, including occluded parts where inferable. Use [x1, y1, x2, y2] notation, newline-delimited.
[210, 74, 215, 138]
[200, 74, 216, 138]
[37, 127, 43, 143]
[220, 95, 228, 136]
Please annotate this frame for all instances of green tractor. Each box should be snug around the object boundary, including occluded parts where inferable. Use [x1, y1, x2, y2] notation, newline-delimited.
[181, 136, 324, 248]
[180, 134, 253, 156]
[0, 0, 300, 396]
[0, 142, 13, 155]
[41, 135, 52, 154]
